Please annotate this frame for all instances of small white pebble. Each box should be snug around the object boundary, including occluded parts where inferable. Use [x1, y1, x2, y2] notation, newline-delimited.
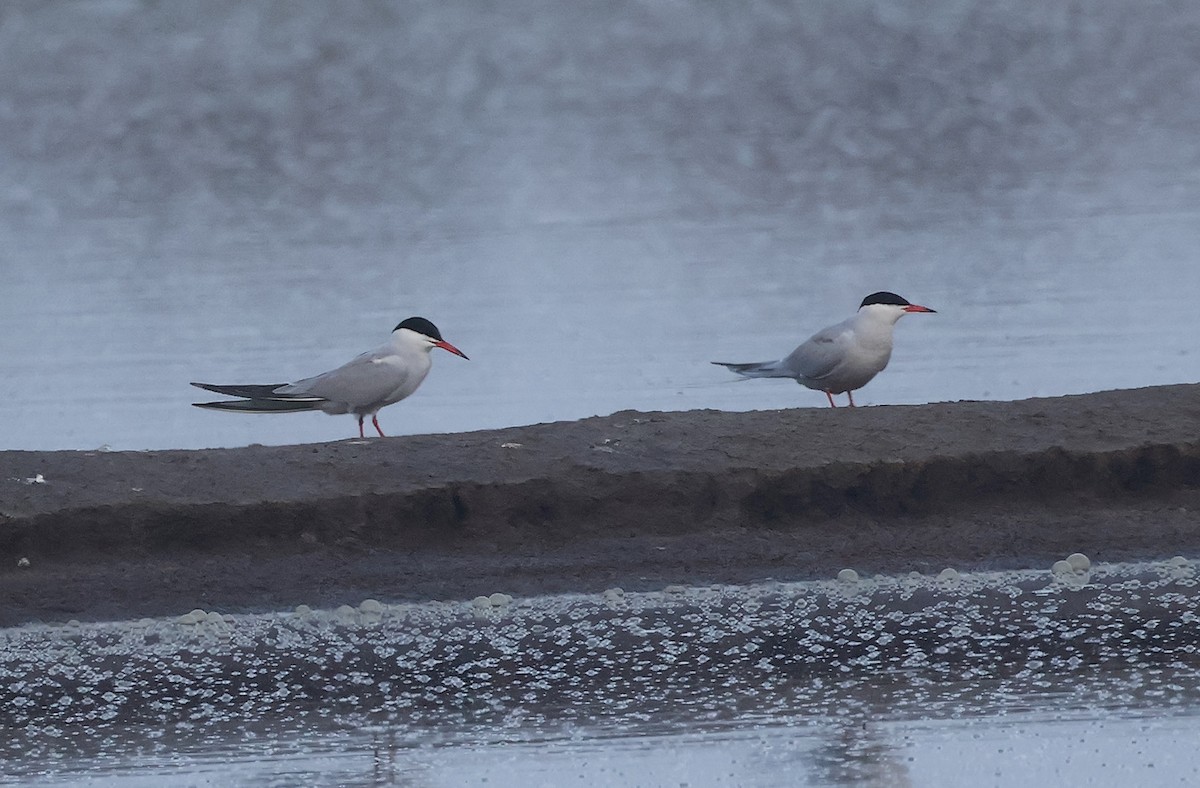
[16, 557, 30, 568]
[937, 568, 960, 582]
[837, 568, 859, 583]
[500, 442, 523, 449]
[1066, 553, 1091, 572]
[487, 592, 513, 607]
[335, 604, 357, 619]
[602, 587, 625, 600]
[472, 596, 492, 610]
[1169, 556, 1190, 568]
[205, 612, 225, 625]
[294, 604, 313, 616]
[359, 599, 384, 613]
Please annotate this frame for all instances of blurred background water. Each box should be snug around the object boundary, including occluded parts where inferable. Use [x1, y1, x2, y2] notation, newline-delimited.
[2, 0, 1199, 450]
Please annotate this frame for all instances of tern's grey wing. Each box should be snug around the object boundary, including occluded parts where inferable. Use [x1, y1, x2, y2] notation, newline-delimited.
[783, 321, 852, 381]
[279, 349, 421, 410]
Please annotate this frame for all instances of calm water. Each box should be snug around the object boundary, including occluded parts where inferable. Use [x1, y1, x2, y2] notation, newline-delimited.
[3, 557, 1198, 786]
[1, 1, 1199, 450]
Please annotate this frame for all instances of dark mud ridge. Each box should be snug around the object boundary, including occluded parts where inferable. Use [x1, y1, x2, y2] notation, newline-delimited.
[4, 385, 1200, 626]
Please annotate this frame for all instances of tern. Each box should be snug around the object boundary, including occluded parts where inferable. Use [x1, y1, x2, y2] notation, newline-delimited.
[192, 316, 468, 438]
[712, 291, 935, 407]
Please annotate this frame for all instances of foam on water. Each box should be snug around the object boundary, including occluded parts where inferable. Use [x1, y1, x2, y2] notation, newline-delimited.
[2, 556, 1199, 784]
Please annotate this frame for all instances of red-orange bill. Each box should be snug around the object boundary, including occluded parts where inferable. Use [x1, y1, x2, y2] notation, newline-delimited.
[435, 340, 469, 359]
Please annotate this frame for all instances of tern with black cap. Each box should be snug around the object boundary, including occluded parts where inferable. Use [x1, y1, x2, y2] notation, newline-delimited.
[192, 317, 468, 438]
[712, 292, 935, 407]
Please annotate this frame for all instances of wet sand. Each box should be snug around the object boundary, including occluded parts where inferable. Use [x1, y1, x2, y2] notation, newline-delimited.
[3, 384, 1200, 626]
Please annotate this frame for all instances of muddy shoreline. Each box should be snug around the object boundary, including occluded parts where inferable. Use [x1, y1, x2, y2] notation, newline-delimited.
[3, 385, 1200, 626]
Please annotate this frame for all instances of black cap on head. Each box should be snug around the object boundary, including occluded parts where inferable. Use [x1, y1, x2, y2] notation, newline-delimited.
[860, 291, 911, 308]
[394, 316, 443, 340]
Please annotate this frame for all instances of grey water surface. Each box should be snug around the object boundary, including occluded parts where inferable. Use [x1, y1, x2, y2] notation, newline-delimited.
[1, 0, 1199, 450]
[3, 558, 1199, 786]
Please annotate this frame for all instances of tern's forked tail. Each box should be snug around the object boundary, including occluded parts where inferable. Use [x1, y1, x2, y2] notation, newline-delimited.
[192, 398, 324, 413]
[190, 381, 326, 413]
[711, 360, 791, 379]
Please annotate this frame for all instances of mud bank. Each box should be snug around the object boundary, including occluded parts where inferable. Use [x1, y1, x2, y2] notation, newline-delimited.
[3, 385, 1200, 625]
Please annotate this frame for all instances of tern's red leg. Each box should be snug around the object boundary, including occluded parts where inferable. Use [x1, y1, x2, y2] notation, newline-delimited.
[825, 391, 837, 408]
[372, 415, 385, 437]
[847, 390, 856, 407]
[357, 416, 365, 439]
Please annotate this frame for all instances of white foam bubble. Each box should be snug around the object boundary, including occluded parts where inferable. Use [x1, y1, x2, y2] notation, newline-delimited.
[175, 610, 203, 625]
[1067, 553, 1091, 572]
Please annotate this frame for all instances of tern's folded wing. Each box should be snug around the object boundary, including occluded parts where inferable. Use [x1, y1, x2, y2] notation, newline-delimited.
[784, 325, 851, 381]
[279, 356, 421, 409]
